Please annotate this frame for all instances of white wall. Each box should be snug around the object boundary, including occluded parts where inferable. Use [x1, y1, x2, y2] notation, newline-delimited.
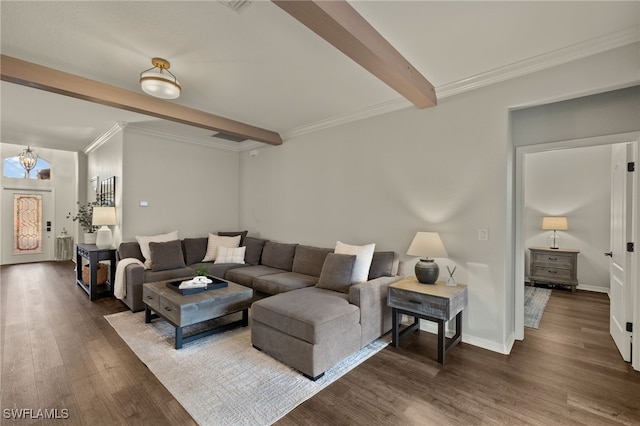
[120, 127, 241, 241]
[0, 142, 78, 263]
[87, 125, 124, 246]
[524, 145, 612, 291]
[239, 43, 640, 353]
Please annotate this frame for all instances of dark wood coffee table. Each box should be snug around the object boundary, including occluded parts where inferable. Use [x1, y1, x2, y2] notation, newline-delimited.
[142, 278, 253, 349]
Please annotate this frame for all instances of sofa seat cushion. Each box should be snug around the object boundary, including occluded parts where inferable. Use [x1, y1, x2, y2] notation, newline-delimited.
[252, 287, 360, 345]
[253, 272, 318, 295]
[225, 265, 285, 288]
[143, 267, 193, 284]
[189, 262, 247, 280]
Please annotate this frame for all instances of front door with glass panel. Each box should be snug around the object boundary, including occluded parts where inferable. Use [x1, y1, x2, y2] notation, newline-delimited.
[2, 189, 54, 264]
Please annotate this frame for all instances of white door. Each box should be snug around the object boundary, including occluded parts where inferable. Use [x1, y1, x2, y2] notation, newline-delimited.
[1, 188, 54, 264]
[609, 142, 634, 362]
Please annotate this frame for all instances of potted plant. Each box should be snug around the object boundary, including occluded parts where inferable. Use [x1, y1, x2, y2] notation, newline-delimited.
[194, 267, 209, 278]
[67, 201, 100, 244]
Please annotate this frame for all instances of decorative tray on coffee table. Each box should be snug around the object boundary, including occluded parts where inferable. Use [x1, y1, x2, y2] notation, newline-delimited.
[166, 276, 228, 295]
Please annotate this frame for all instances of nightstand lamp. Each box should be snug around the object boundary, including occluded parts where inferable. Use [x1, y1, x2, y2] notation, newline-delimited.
[542, 216, 568, 249]
[92, 207, 117, 249]
[407, 232, 448, 284]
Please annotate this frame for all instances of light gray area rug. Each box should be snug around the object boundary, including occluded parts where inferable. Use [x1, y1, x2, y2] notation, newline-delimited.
[524, 286, 552, 329]
[105, 311, 388, 425]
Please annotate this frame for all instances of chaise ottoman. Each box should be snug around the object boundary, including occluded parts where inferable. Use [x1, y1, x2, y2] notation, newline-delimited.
[251, 286, 362, 380]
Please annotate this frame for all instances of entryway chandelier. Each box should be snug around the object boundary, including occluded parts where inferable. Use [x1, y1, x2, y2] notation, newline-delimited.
[140, 57, 181, 99]
[18, 145, 38, 178]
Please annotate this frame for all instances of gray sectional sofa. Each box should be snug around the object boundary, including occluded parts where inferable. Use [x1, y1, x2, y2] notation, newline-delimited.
[116, 234, 402, 379]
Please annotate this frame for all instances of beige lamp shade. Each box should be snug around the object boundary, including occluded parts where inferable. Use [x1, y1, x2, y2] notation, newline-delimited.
[407, 232, 448, 259]
[92, 207, 117, 226]
[542, 216, 568, 231]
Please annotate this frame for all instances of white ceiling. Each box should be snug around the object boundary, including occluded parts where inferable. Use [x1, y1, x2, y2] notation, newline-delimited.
[1, 1, 638, 152]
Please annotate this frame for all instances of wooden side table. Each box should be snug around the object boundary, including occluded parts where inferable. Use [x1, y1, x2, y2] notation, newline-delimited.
[388, 277, 468, 364]
[76, 244, 116, 300]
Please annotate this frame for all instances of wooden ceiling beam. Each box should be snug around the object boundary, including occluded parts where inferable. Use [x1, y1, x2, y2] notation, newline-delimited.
[272, 0, 437, 109]
[0, 55, 283, 146]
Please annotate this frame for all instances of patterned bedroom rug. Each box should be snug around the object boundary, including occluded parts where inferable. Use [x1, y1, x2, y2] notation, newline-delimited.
[524, 286, 552, 329]
[105, 311, 388, 425]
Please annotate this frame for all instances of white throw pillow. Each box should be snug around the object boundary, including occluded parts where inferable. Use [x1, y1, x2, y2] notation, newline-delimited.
[202, 234, 241, 262]
[334, 241, 376, 283]
[135, 231, 179, 269]
[215, 246, 246, 264]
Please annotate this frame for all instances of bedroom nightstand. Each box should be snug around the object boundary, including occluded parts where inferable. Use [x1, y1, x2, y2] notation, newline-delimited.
[529, 246, 579, 292]
[388, 277, 467, 364]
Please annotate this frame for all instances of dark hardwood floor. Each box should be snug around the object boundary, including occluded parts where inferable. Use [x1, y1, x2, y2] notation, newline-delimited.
[2, 261, 639, 425]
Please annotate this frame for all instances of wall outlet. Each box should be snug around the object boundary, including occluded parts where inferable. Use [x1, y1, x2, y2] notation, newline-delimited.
[139, 200, 149, 207]
[478, 228, 489, 241]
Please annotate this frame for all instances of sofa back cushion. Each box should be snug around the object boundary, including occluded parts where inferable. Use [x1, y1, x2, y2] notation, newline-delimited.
[368, 251, 399, 279]
[117, 242, 145, 262]
[244, 237, 269, 266]
[183, 237, 208, 265]
[261, 242, 298, 271]
[292, 245, 333, 277]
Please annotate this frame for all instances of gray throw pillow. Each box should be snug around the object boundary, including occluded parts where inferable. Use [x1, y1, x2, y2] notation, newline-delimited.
[244, 237, 269, 266]
[218, 230, 248, 246]
[149, 240, 186, 272]
[316, 253, 356, 293]
[183, 237, 208, 265]
[368, 251, 399, 279]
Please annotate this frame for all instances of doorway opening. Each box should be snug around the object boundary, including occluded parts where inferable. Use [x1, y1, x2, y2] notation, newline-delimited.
[514, 132, 639, 371]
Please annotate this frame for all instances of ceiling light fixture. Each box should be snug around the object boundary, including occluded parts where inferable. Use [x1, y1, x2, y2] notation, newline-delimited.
[140, 57, 181, 99]
[18, 145, 38, 178]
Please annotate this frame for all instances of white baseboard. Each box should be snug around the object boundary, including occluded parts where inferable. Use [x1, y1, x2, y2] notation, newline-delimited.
[576, 284, 609, 293]
[413, 319, 513, 355]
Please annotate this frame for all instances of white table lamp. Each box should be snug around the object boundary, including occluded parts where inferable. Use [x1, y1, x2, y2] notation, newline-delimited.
[92, 207, 117, 249]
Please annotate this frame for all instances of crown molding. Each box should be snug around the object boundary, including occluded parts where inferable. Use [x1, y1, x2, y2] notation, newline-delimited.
[124, 123, 264, 152]
[436, 27, 639, 99]
[84, 122, 127, 154]
[282, 27, 639, 141]
[282, 97, 411, 140]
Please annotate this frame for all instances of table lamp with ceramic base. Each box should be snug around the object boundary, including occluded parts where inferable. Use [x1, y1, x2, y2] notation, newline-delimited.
[92, 206, 117, 249]
[407, 231, 448, 284]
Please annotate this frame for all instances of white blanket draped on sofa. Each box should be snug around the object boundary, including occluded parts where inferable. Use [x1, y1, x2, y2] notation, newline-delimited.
[114, 258, 145, 299]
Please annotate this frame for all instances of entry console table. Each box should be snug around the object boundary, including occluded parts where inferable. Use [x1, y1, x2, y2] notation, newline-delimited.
[388, 277, 468, 364]
[76, 244, 116, 300]
[529, 246, 579, 292]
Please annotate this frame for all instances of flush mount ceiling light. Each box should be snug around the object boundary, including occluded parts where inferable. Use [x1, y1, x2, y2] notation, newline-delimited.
[140, 57, 181, 99]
